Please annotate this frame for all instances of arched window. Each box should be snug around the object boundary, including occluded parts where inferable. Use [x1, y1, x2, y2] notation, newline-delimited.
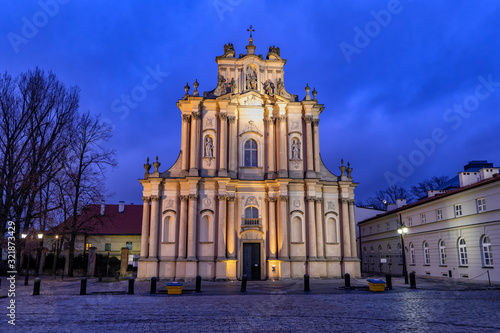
[370, 246, 374, 264]
[291, 216, 303, 243]
[162, 216, 174, 243]
[326, 217, 337, 243]
[409, 242, 415, 265]
[244, 139, 258, 167]
[481, 236, 493, 267]
[200, 215, 213, 242]
[378, 245, 383, 262]
[243, 206, 259, 225]
[387, 244, 392, 263]
[423, 241, 430, 265]
[439, 240, 446, 265]
[458, 238, 468, 266]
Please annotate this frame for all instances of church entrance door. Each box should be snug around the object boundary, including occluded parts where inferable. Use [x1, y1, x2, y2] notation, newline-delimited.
[243, 243, 260, 280]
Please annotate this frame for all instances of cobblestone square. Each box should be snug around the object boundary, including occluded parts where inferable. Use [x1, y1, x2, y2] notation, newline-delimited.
[2, 276, 500, 332]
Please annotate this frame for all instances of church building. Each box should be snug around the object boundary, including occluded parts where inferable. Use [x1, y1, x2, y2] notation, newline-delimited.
[138, 30, 360, 280]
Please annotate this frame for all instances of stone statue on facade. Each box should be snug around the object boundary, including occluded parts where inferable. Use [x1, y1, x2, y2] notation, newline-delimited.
[230, 78, 237, 94]
[264, 81, 274, 95]
[204, 136, 214, 157]
[346, 162, 353, 179]
[153, 156, 161, 174]
[276, 78, 284, 96]
[291, 139, 300, 160]
[245, 66, 257, 90]
[216, 75, 226, 95]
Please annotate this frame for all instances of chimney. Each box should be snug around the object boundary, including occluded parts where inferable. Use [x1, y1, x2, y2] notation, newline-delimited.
[100, 200, 105, 215]
[387, 203, 397, 212]
[119, 201, 125, 213]
[396, 199, 407, 208]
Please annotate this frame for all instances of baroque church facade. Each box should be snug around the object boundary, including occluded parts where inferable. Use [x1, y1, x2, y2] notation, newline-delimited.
[138, 34, 360, 280]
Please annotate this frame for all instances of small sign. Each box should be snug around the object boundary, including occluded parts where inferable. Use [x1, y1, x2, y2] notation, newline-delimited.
[380, 258, 387, 263]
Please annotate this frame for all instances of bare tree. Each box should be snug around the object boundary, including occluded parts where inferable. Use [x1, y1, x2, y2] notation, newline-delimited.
[60, 111, 117, 276]
[0, 69, 78, 268]
[410, 176, 449, 199]
[362, 185, 413, 210]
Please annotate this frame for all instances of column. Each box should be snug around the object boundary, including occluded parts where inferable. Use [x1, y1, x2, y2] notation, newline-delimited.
[306, 196, 317, 258]
[348, 199, 357, 257]
[268, 197, 277, 258]
[187, 194, 198, 259]
[315, 198, 324, 258]
[219, 113, 228, 176]
[217, 195, 227, 260]
[266, 117, 276, 176]
[227, 196, 236, 258]
[305, 116, 314, 177]
[278, 116, 288, 177]
[228, 116, 236, 175]
[177, 195, 188, 259]
[312, 119, 320, 173]
[140, 196, 150, 258]
[181, 114, 191, 171]
[341, 198, 351, 257]
[278, 196, 289, 259]
[148, 195, 161, 258]
[189, 112, 200, 175]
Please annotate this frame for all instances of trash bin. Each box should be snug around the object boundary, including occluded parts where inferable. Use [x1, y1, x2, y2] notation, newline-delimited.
[167, 282, 183, 295]
[367, 279, 386, 292]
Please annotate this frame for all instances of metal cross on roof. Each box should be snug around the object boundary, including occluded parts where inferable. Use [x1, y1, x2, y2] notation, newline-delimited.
[247, 25, 254, 38]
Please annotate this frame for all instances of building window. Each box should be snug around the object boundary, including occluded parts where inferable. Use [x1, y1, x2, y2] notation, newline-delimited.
[481, 236, 493, 267]
[409, 242, 415, 265]
[386, 222, 390, 231]
[420, 213, 426, 224]
[243, 206, 260, 226]
[326, 217, 337, 243]
[105, 243, 111, 251]
[454, 204, 462, 217]
[200, 215, 213, 242]
[458, 238, 468, 266]
[244, 139, 258, 167]
[439, 240, 447, 265]
[370, 246, 374, 264]
[423, 241, 430, 265]
[369, 226, 373, 234]
[378, 245, 383, 263]
[477, 198, 486, 213]
[397, 243, 403, 264]
[436, 209, 443, 221]
[126, 242, 132, 250]
[377, 224, 380, 233]
[86, 243, 92, 251]
[291, 216, 303, 243]
[408, 217, 412, 226]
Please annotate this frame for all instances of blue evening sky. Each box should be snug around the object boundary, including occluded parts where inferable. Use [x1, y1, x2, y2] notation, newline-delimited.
[2, 0, 499, 205]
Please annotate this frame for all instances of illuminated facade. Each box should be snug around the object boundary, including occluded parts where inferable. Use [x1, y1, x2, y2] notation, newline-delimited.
[138, 35, 359, 280]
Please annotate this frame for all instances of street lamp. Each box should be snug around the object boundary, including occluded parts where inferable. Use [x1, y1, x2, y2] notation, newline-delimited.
[397, 221, 409, 284]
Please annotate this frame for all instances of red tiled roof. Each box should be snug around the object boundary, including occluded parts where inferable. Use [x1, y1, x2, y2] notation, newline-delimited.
[358, 174, 500, 224]
[50, 204, 143, 236]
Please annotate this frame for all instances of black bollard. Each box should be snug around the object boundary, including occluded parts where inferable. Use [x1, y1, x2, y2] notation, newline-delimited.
[344, 273, 350, 288]
[80, 277, 87, 295]
[150, 277, 157, 294]
[24, 272, 29, 286]
[304, 274, 310, 292]
[98, 272, 102, 282]
[385, 274, 392, 290]
[240, 274, 247, 292]
[0, 277, 2, 289]
[33, 277, 41, 296]
[409, 272, 416, 289]
[128, 277, 135, 295]
[195, 275, 202, 293]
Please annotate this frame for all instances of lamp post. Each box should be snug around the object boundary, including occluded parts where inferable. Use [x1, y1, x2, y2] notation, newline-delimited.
[35, 233, 43, 277]
[397, 220, 409, 284]
[52, 235, 59, 279]
[21, 233, 30, 285]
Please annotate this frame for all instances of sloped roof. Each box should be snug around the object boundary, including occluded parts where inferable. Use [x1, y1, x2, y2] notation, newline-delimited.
[359, 174, 500, 225]
[50, 204, 143, 236]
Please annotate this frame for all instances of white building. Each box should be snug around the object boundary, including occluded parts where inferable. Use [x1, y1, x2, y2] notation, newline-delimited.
[359, 161, 500, 283]
[137, 34, 360, 281]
